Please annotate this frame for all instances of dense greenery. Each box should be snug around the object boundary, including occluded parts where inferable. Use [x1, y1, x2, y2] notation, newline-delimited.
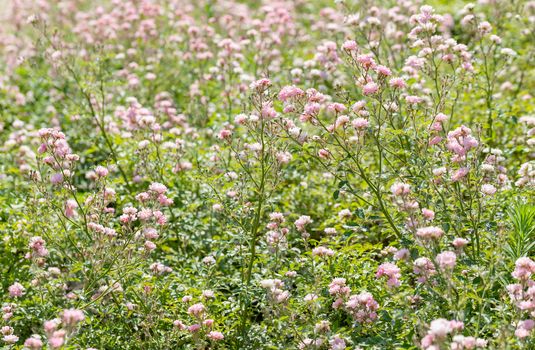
[0, 0, 534, 349]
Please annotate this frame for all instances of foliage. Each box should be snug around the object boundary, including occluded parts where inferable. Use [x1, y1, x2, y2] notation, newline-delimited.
[0, 0, 534, 349]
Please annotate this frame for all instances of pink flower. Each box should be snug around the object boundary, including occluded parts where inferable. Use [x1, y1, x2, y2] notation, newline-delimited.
[188, 324, 201, 333]
[413, 257, 436, 283]
[94, 165, 109, 177]
[153, 210, 167, 225]
[430, 122, 443, 132]
[422, 208, 435, 220]
[327, 103, 347, 114]
[49, 336, 64, 348]
[1, 326, 13, 335]
[328, 278, 350, 297]
[44, 320, 59, 334]
[375, 65, 392, 76]
[512, 257, 535, 280]
[304, 294, 318, 302]
[217, 129, 232, 140]
[207, 331, 224, 341]
[451, 167, 469, 182]
[429, 136, 442, 145]
[435, 113, 448, 122]
[8, 282, 25, 297]
[433, 167, 447, 177]
[416, 226, 444, 240]
[436, 251, 457, 271]
[250, 78, 271, 91]
[344, 292, 379, 323]
[234, 114, 248, 124]
[276, 151, 292, 164]
[3, 334, 19, 344]
[136, 192, 150, 203]
[391, 182, 410, 196]
[481, 184, 497, 195]
[376, 263, 401, 287]
[278, 85, 304, 102]
[421, 334, 435, 348]
[285, 271, 297, 278]
[356, 54, 376, 69]
[332, 298, 344, 310]
[38, 143, 47, 153]
[149, 182, 167, 194]
[446, 126, 479, 162]
[352, 101, 366, 112]
[304, 102, 321, 116]
[330, 335, 346, 350]
[389, 77, 407, 89]
[29, 236, 48, 257]
[173, 320, 186, 330]
[50, 173, 63, 185]
[202, 290, 215, 299]
[144, 241, 156, 251]
[64, 199, 77, 218]
[405, 95, 422, 104]
[332, 115, 348, 130]
[352, 118, 369, 129]
[394, 248, 410, 261]
[515, 320, 535, 338]
[187, 303, 206, 318]
[318, 149, 330, 159]
[342, 40, 357, 51]
[62, 309, 84, 326]
[261, 103, 277, 119]
[312, 246, 335, 257]
[338, 209, 351, 219]
[429, 318, 453, 338]
[144, 228, 159, 240]
[23, 337, 43, 349]
[294, 215, 312, 232]
[138, 208, 152, 221]
[362, 82, 379, 95]
[452, 238, 469, 249]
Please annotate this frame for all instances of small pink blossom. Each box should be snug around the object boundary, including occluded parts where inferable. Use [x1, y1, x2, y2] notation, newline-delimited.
[8, 282, 25, 297]
[376, 262, 401, 287]
[342, 40, 357, 51]
[416, 226, 444, 240]
[23, 337, 43, 349]
[62, 309, 85, 326]
[481, 184, 497, 195]
[352, 117, 369, 129]
[217, 129, 232, 140]
[422, 208, 435, 220]
[436, 251, 457, 271]
[187, 303, 206, 318]
[451, 167, 469, 182]
[375, 65, 392, 76]
[278, 85, 304, 102]
[362, 82, 379, 95]
[207, 331, 224, 341]
[50, 173, 63, 184]
[94, 165, 109, 177]
[389, 77, 407, 89]
[294, 215, 312, 232]
[452, 238, 469, 249]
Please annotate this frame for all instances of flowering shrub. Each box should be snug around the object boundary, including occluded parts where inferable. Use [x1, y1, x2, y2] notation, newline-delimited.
[0, 0, 534, 349]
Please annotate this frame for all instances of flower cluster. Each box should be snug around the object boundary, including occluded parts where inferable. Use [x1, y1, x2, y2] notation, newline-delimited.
[0, 0, 533, 348]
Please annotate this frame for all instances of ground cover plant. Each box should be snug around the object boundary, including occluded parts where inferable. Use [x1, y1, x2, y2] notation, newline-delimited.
[0, 0, 534, 349]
